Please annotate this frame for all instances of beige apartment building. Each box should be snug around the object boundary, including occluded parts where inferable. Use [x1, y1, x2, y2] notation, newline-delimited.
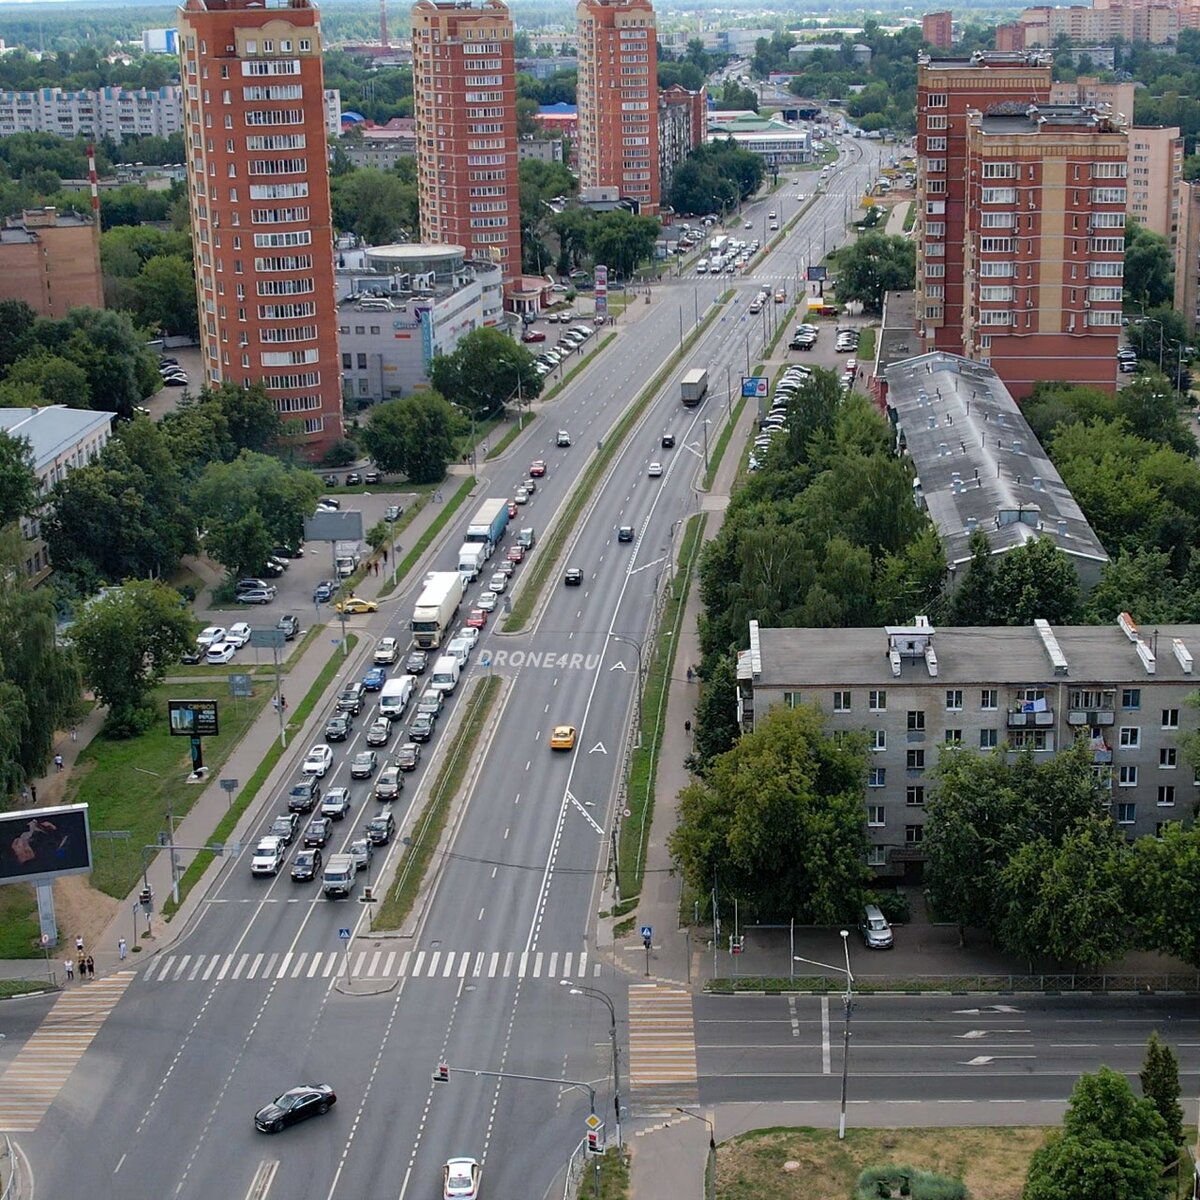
[1175, 179, 1200, 335]
[1126, 124, 1183, 244]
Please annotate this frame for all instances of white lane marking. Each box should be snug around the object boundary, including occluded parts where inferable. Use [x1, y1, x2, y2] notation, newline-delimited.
[821, 996, 831, 1074]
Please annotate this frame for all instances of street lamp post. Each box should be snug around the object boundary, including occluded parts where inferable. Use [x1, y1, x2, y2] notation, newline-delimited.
[793, 929, 855, 1139]
[610, 633, 645, 738]
[562, 980, 622, 1148]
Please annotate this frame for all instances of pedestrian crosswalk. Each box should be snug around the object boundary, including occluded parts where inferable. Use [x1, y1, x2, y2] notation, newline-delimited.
[139, 947, 600, 985]
[627, 984, 698, 1112]
[0, 971, 135, 1132]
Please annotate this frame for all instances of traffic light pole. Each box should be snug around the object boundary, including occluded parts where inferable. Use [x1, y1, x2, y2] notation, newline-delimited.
[433, 1064, 596, 1117]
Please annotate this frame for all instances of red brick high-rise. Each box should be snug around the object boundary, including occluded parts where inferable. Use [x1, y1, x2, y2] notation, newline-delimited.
[177, 0, 343, 457]
[411, 0, 521, 279]
[922, 11, 954, 48]
[576, 0, 659, 215]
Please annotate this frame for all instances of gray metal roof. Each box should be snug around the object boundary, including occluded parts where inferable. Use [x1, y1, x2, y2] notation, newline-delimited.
[0, 406, 114, 470]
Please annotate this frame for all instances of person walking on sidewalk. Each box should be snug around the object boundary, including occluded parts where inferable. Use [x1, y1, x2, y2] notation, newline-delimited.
[75, 935, 84, 953]
[77, 955, 87, 980]
[63, 958, 74, 982]
[54, 753, 63, 772]
[118, 937, 127, 961]
[85, 955, 95, 979]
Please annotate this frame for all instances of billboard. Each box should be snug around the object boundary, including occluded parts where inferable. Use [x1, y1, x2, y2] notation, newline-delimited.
[806, 265, 828, 282]
[594, 264, 608, 317]
[742, 376, 770, 399]
[0, 804, 93, 887]
[168, 698, 219, 738]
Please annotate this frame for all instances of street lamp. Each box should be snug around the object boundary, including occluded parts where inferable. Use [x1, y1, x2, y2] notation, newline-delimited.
[793, 929, 854, 1139]
[610, 633, 647, 737]
[675, 1106, 716, 1149]
[561, 980, 622, 1148]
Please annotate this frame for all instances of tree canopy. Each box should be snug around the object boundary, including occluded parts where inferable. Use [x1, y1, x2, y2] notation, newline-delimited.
[832, 232, 915, 312]
[430, 328, 544, 420]
[360, 392, 459, 484]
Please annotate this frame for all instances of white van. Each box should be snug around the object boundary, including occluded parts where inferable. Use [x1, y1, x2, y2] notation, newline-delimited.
[430, 654, 461, 693]
[379, 673, 416, 720]
[696, 259, 709, 273]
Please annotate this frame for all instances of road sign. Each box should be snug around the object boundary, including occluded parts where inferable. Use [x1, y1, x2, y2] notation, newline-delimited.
[338, 928, 351, 941]
[249, 628, 286, 650]
[585, 1113, 602, 1131]
[219, 778, 238, 794]
[640, 926, 652, 939]
[228, 673, 253, 698]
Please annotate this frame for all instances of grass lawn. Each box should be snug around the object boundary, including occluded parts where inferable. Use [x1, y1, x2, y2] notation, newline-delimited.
[0, 884, 43, 958]
[855, 327, 877, 362]
[716, 1127, 1047, 1200]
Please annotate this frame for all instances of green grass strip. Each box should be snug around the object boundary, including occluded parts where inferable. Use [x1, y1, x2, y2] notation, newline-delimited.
[161, 634, 359, 918]
[374, 675, 500, 929]
[485, 413, 535, 461]
[502, 302, 728, 631]
[593, 1146, 630, 1200]
[617, 513, 705, 903]
[856, 326, 877, 361]
[702, 396, 747, 491]
[0, 978, 55, 996]
[903, 201, 916, 232]
[377, 475, 475, 598]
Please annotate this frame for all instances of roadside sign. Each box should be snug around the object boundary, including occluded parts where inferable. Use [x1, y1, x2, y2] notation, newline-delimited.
[338, 928, 351, 941]
[219, 778, 238, 794]
[585, 1113, 602, 1131]
[640, 926, 652, 939]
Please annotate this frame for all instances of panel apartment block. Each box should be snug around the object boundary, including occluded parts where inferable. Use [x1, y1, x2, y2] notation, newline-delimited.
[411, 0, 521, 279]
[576, 0, 659, 215]
[0, 86, 183, 142]
[915, 52, 1051, 358]
[177, 0, 343, 457]
[738, 617, 1200, 878]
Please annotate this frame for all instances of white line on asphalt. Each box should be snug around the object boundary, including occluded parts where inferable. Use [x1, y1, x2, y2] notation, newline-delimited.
[821, 996, 831, 1074]
[114, 1154, 126, 1175]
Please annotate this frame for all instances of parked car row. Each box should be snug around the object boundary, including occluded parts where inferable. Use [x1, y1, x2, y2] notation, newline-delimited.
[321, 469, 382, 487]
[533, 324, 594, 376]
[159, 357, 188, 389]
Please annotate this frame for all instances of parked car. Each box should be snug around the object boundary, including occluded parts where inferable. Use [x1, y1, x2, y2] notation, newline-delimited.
[237, 589, 275, 605]
[277, 613, 299, 640]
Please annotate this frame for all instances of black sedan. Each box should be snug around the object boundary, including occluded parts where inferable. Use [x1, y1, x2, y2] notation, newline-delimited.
[290, 848, 322, 882]
[406, 650, 429, 675]
[617, 526, 634, 543]
[564, 567, 584, 586]
[255, 1084, 337, 1133]
[325, 714, 353, 742]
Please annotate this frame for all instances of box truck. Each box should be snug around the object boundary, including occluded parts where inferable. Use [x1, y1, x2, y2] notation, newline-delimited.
[464, 498, 510, 551]
[457, 542, 489, 582]
[410, 570, 465, 649]
[680, 368, 708, 406]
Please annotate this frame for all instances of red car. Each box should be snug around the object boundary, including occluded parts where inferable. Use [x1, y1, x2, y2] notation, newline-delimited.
[507, 545, 525, 563]
[522, 330, 546, 343]
[507, 501, 518, 518]
[529, 460, 546, 477]
[465, 608, 488, 628]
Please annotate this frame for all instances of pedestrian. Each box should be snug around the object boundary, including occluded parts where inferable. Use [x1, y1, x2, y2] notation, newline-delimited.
[63, 958, 74, 982]
[85, 955, 95, 979]
[75, 935, 84, 953]
[20, 786, 29, 804]
[118, 937, 127, 961]
[686, 666, 694, 683]
[382, 547, 388, 564]
[54, 754, 63, 772]
[280, 695, 288, 712]
[684, 719, 692, 735]
[77, 955, 86, 980]
[70, 724, 77, 742]
[30, 784, 36, 804]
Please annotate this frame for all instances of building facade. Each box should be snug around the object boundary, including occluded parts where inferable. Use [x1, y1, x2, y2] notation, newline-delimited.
[411, 0, 521, 280]
[177, 0, 344, 457]
[518, 136, 564, 163]
[922, 11, 955, 48]
[0, 85, 183, 143]
[737, 616, 1200, 877]
[657, 84, 705, 201]
[1048, 75, 1135, 122]
[1175, 179, 1200, 336]
[0, 208, 103, 318]
[576, 0, 659, 215]
[1126, 124, 1183, 244]
[1015, 0, 1183, 46]
[707, 112, 811, 165]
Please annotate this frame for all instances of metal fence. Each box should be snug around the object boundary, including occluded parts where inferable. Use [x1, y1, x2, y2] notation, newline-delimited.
[560, 1137, 586, 1200]
[709, 972, 1200, 995]
[1, 1133, 21, 1200]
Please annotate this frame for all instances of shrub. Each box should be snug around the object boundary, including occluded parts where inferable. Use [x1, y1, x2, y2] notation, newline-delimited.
[868, 888, 911, 924]
[320, 438, 358, 467]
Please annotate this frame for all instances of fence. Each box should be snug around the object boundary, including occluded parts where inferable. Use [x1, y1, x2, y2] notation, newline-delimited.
[708, 972, 1200, 995]
[1, 1134, 21, 1200]
[560, 1137, 586, 1200]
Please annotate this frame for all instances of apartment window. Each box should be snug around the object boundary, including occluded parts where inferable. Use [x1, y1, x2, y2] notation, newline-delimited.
[926, 114, 948, 129]
[867, 846, 888, 866]
[980, 212, 1015, 229]
[926, 222, 946, 237]
[832, 690, 851, 713]
[979, 728, 998, 749]
[1090, 237, 1125, 253]
[1118, 765, 1138, 787]
[1119, 727, 1141, 748]
[979, 261, 1014, 277]
[1160, 747, 1177, 769]
[1122, 688, 1141, 710]
[868, 690, 887, 712]
[1116, 802, 1136, 826]
[926, 136, 947, 151]
[979, 310, 1012, 326]
[982, 162, 1018, 178]
[979, 237, 1014, 254]
[926, 179, 947, 194]
[907, 710, 925, 732]
[906, 749, 926, 771]
[870, 730, 886, 752]
[944, 729, 962, 745]
[926, 93, 947, 108]
[905, 824, 924, 845]
[1155, 821, 1176, 837]
[906, 785, 925, 806]
[945, 689, 963, 711]
[926, 158, 947, 173]
[981, 188, 1017, 205]
[867, 805, 885, 827]
[341, 353, 352, 369]
[1158, 785, 1176, 806]
[1087, 310, 1123, 327]
[1091, 187, 1127, 204]
[356, 353, 367, 370]
[868, 767, 886, 788]
[781, 691, 803, 708]
[1162, 708, 1180, 729]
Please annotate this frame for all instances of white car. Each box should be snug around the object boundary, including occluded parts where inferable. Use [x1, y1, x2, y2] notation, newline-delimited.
[488, 572, 507, 593]
[476, 591, 498, 612]
[196, 625, 227, 648]
[443, 1158, 481, 1200]
[303, 744, 334, 778]
[226, 622, 252, 648]
[445, 637, 473, 666]
[454, 625, 480, 649]
[205, 641, 236, 665]
[374, 637, 400, 665]
[648, 462, 663, 477]
[250, 837, 285, 876]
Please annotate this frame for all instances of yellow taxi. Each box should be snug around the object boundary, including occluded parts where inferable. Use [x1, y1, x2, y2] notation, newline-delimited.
[549, 725, 577, 751]
[335, 596, 378, 615]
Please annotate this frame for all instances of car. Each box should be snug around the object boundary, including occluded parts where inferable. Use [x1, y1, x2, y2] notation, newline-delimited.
[363, 667, 387, 692]
[375, 637, 400, 665]
[564, 567, 584, 586]
[397, 650, 426, 677]
[365, 811, 395, 845]
[507, 545, 525, 563]
[161, 373, 189, 387]
[206, 641, 236, 665]
[179, 647, 202, 665]
[743, 219, 754, 229]
[322, 473, 339, 486]
[269, 813, 299, 845]
[443, 1158, 482, 1200]
[749, 297, 764, 314]
[617, 525, 634, 543]
[374, 766, 403, 802]
[522, 329, 546, 343]
[1117, 348, 1138, 361]
[345, 471, 362, 486]
[486, 572, 507, 595]
[352, 749, 380, 779]
[237, 589, 275, 605]
[277, 613, 299, 640]
[507, 501, 519, 518]
[317, 497, 341, 510]
[320, 787, 352, 820]
[260, 559, 285, 578]
[338, 683, 366, 715]
[529, 460, 547, 477]
[647, 462, 663, 478]
[365, 719, 391, 748]
[476, 591, 498, 612]
[549, 724, 577, 751]
[844, 358, 857, 373]
[196, 626, 227, 649]
[1119, 360, 1138, 373]
[287, 777, 321, 813]
[463, 608, 486, 629]
[385, 504, 402, 522]
[302, 744, 334, 778]
[290, 848, 322, 882]
[314, 579, 338, 604]
[254, 1084, 337, 1134]
[336, 596, 378, 615]
[349, 839, 373, 871]
[556, 430, 571, 447]
[661, 433, 675, 449]
[395, 742, 421, 772]
[514, 488, 529, 505]
[226, 621, 252, 648]
[303, 817, 331, 848]
[495, 558, 516, 579]
[453, 624, 479, 649]
[364, 470, 381, 485]
[410, 713, 435, 742]
[775, 289, 786, 303]
[417, 689, 444, 720]
[251, 837, 286, 876]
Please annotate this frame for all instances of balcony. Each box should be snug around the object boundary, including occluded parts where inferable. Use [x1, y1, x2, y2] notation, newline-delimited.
[1007, 707, 1054, 727]
[1067, 709, 1115, 726]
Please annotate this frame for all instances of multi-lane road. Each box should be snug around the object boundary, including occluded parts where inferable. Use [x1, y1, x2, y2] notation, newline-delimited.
[5, 142, 884, 1200]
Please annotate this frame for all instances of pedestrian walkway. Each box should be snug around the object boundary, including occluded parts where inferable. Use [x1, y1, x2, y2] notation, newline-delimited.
[0, 971, 134, 1132]
[627, 984, 698, 1114]
[138, 946, 600, 985]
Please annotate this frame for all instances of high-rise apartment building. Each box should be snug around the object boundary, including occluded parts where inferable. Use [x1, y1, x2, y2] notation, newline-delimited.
[411, 0, 521, 279]
[177, 0, 342, 457]
[1174, 180, 1200, 336]
[576, 0, 659, 215]
[1126, 124, 1183, 244]
[915, 52, 1052, 358]
[922, 11, 954, 48]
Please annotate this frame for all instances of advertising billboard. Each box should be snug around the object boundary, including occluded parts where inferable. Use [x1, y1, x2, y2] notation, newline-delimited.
[168, 698, 219, 738]
[0, 804, 93, 887]
[806, 265, 828, 282]
[594, 263, 608, 317]
[741, 376, 770, 399]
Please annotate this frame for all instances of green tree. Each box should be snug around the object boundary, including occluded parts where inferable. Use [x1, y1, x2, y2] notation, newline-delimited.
[1023, 1131, 1164, 1200]
[429, 327, 543, 419]
[1126, 823, 1200, 967]
[203, 509, 274, 580]
[204, 381, 284, 457]
[669, 702, 870, 922]
[331, 167, 418, 243]
[360, 392, 457, 484]
[5, 349, 91, 409]
[1123, 219, 1174, 308]
[1084, 548, 1182, 624]
[70, 579, 193, 736]
[833, 232, 915, 312]
[191, 451, 321, 552]
[0, 299, 36, 371]
[0, 430, 37, 526]
[586, 210, 660, 278]
[131, 254, 198, 339]
[989, 537, 1082, 626]
[1062, 1066, 1175, 1166]
[784, 368, 842, 465]
[689, 651, 739, 769]
[1139, 1032, 1184, 1147]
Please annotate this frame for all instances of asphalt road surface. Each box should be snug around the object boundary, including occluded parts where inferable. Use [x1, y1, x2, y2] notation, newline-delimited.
[14, 140, 887, 1200]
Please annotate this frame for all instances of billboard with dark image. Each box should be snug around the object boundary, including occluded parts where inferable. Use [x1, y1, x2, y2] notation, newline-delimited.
[168, 699, 219, 737]
[0, 804, 93, 887]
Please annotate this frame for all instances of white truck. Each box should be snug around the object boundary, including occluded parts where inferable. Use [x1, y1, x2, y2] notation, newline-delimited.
[680, 368, 709, 407]
[457, 542, 489, 582]
[334, 539, 361, 579]
[429, 654, 461, 693]
[322, 852, 357, 898]
[379, 673, 416, 721]
[410, 570, 465, 649]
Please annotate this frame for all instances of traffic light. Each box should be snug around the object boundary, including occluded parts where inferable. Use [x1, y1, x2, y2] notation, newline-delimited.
[433, 1063, 450, 1084]
[586, 1125, 605, 1156]
[139, 886, 153, 911]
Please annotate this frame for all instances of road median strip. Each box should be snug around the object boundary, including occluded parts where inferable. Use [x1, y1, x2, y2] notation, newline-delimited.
[377, 475, 475, 599]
